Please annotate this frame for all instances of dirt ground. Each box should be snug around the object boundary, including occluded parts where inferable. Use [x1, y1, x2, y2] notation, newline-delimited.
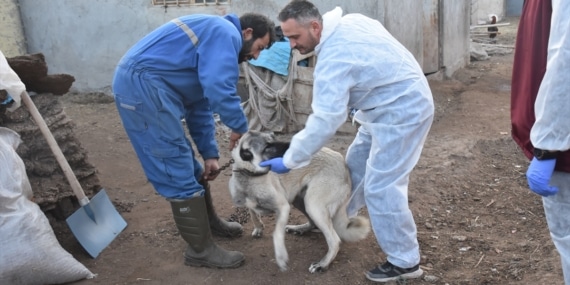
[49, 17, 565, 284]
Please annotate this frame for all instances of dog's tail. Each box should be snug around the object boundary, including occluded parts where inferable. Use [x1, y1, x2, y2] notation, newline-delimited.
[333, 210, 371, 242]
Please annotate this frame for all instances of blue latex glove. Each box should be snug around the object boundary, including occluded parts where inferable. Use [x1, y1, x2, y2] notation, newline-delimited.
[259, 157, 290, 174]
[526, 157, 559, 196]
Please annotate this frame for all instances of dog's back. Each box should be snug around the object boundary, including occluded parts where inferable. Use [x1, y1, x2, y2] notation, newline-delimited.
[272, 147, 350, 202]
[279, 147, 369, 243]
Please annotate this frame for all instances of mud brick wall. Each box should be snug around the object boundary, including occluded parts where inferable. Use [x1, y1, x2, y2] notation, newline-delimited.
[0, 94, 101, 215]
[1, 53, 100, 219]
[1, 94, 101, 218]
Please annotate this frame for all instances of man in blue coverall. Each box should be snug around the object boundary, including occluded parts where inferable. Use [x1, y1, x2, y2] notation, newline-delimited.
[112, 13, 275, 269]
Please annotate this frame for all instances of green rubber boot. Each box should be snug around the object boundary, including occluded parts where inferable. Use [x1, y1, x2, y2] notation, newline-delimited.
[169, 196, 245, 268]
[200, 179, 243, 238]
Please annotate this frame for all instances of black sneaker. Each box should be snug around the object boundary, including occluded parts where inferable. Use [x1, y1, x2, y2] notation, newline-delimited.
[365, 261, 423, 282]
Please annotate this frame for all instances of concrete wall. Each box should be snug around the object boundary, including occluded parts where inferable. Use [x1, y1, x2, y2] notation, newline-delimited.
[442, 0, 470, 78]
[0, 0, 26, 57]
[17, 0, 232, 93]
[506, 0, 524, 16]
[17, 0, 469, 93]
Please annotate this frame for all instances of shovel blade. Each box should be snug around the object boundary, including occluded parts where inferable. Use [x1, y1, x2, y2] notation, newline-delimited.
[66, 189, 127, 258]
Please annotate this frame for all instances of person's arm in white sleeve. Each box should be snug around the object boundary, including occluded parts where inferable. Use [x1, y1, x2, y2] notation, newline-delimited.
[525, 0, 570, 197]
[530, 0, 570, 152]
[0, 50, 26, 112]
[283, 56, 353, 169]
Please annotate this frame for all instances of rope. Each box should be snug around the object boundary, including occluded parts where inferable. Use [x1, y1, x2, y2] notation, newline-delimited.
[241, 50, 315, 132]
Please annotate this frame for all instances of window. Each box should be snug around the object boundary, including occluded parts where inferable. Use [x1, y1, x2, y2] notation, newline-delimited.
[152, 0, 230, 6]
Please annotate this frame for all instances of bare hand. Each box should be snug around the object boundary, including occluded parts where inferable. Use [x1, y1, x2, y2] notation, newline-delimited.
[202, 158, 220, 181]
[229, 131, 243, 150]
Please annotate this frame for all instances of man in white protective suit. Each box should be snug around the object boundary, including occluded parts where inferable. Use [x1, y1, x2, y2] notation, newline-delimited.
[511, 1, 570, 284]
[260, 0, 434, 282]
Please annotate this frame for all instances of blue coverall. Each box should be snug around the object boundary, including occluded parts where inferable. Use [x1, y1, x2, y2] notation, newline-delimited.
[112, 14, 248, 199]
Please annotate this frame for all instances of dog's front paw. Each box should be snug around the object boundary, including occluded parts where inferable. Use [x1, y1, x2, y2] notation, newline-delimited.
[251, 228, 263, 238]
[276, 257, 289, 272]
[275, 248, 289, 271]
[309, 262, 327, 273]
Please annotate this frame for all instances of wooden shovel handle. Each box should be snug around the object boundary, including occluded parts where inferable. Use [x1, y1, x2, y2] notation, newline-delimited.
[20, 91, 89, 204]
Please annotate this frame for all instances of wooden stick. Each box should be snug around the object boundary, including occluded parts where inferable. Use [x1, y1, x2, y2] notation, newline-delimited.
[479, 43, 515, 49]
[20, 91, 89, 205]
[474, 254, 485, 268]
[470, 31, 502, 35]
[470, 23, 510, 29]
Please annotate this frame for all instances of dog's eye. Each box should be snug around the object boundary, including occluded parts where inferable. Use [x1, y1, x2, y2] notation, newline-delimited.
[240, 148, 253, 161]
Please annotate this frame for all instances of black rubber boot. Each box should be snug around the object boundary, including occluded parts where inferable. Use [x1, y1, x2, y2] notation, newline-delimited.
[169, 196, 245, 268]
[200, 179, 243, 238]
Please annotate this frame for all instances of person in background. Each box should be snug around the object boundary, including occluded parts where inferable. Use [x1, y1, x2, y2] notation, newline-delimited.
[112, 13, 275, 269]
[511, 0, 570, 283]
[260, 0, 434, 282]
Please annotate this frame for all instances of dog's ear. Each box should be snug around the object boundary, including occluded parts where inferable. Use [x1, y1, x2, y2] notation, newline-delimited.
[259, 131, 277, 143]
[263, 142, 290, 159]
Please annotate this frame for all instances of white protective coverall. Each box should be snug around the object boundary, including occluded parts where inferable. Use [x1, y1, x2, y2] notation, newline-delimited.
[282, 8, 434, 268]
[530, 1, 570, 283]
[0, 50, 25, 112]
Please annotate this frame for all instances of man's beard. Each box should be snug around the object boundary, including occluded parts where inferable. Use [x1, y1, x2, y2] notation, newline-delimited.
[238, 38, 255, 63]
[296, 32, 318, 54]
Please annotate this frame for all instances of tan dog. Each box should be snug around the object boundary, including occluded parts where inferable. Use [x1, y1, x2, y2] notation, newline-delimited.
[228, 131, 370, 273]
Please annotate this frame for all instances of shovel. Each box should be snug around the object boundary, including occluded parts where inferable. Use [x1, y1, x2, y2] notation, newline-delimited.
[20, 91, 127, 258]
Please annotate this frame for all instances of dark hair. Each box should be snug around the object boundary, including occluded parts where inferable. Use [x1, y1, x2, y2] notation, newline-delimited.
[240, 13, 276, 48]
[278, 0, 322, 25]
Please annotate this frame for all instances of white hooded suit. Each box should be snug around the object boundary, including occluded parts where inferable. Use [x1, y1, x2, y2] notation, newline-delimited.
[282, 8, 434, 268]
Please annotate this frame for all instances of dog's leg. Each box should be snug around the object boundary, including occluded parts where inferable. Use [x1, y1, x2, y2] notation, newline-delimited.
[285, 222, 315, 235]
[286, 195, 317, 235]
[249, 208, 264, 238]
[273, 201, 291, 271]
[305, 206, 341, 273]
